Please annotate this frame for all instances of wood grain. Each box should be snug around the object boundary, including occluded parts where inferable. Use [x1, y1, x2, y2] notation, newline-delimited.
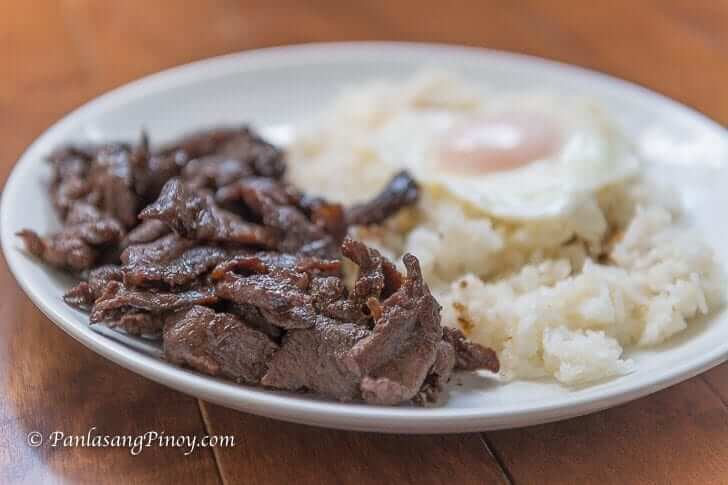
[487, 378, 728, 485]
[3, 1, 728, 483]
[199, 402, 507, 485]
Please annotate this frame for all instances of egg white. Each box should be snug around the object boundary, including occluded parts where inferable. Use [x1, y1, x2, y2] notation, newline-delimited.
[370, 95, 639, 221]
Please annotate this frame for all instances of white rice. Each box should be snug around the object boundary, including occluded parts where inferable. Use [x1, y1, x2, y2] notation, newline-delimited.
[288, 71, 725, 386]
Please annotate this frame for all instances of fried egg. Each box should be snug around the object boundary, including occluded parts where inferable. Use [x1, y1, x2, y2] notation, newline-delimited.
[373, 95, 639, 221]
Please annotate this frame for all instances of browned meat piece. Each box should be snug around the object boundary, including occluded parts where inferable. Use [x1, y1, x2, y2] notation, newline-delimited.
[216, 177, 342, 257]
[260, 246, 459, 405]
[52, 177, 93, 219]
[158, 126, 285, 180]
[345, 171, 419, 226]
[181, 127, 287, 189]
[87, 265, 124, 291]
[48, 146, 95, 218]
[129, 133, 182, 203]
[294, 256, 342, 275]
[222, 302, 282, 340]
[210, 253, 296, 278]
[307, 275, 346, 309]
[182, 155, 255, 189]
[210, 252, 340, 280]
[346, 254, 446, 405]
[121, 219, 170, 248]
[87, 144, 141, 228]
[164, 306, 278, 384]
[63, 203, 125, 243]
[215, 271, 318, 329]
[90, 281, 217, 323]
[135, 152, 181, 203]
[442, 327, 500, 372]
[298, 196, 348, 242]
[47, 136, 177, 224]
[219, 127, 285, 179]
[130, 245, 229, 287]
[342, 238, 401, 303]
[140, 178, 276, 248]
[261, 318, 370, 401]
[134, 249, 227, 287]
[63, 282, 96, 311]
[109, 312, 164, 336]
[17, 229, 97, 271]
[48, 143, 140, 218]
[157, 127, 245, 164]
[17, 204, 125, 271]
[414, 340, 456, 405]
[121, 233, 195, 267]
[121, 233, 230, 288]
[64, 264, 123, 310]
[303, 274, 367, 323]
[212, 251, 344, 329]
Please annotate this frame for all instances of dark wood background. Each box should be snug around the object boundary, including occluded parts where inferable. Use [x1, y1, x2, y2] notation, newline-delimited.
[2, 2, 728, 484]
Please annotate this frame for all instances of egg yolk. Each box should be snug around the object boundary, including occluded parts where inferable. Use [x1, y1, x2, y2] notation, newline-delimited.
[439, 111, 564, 174]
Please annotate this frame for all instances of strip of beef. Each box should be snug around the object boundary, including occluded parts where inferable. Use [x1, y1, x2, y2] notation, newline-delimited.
[158, 126, 285, 180]
[128, 132, 182, 204]
[164, 305, 278, 384]
[296, 195, 348, 243]
[140, 178, 276, 248]
[345, 171, 419, 226]
[17, 229, 98, 271]
[260, 244, 456, 405]
[442, 327, 500, 372]
[221, 302, 282, 340]
[64, 202, 124, 237]
[90, 280, 217, 323]
[133, 245, 229, 288]
[216, 177, 342, 257]
[86, 144, 141, 228]
[210, 252, 340, 280]
[219, 126, 285, 179]
[48, 146, 95, 218]
[414, 340, 456, 405]
[110, 312, 164, 336]
[122, 233, 195, 266]
[213, 251, 360, 322]
[64, 264, 123, 311]
[17, 203, 125, 271]
[214, 270, 318, 329]
[346, 254, 447, 405]
[341, 238, 401, 304]
[180, 129, 286, 190]
[289, 240, 388, 334]
[121, 233, 231, 288]
[261, 318, 370, 401]
[182, 155, 256, 190]
[157, 127, 248, 164]
[17, 229, 97, 271]
[48, 136, 175, 224]
[212, 252, 343, 329]
[121, 219, 170, 248]
[307, 275, 363, 322]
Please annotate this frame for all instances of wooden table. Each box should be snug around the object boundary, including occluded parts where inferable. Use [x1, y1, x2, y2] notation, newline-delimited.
[2, 2, 728, 483]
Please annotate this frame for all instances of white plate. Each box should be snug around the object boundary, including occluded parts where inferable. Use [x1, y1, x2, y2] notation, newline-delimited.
[4, 42, 728, 433]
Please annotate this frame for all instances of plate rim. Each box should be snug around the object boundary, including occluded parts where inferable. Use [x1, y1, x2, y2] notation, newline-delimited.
[3, 41, 728, 433]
